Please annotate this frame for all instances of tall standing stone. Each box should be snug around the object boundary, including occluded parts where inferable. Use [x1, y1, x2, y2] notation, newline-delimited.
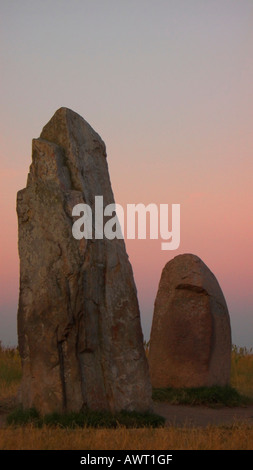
[149, 254, 231, 388]
[17, 107, 152, 414]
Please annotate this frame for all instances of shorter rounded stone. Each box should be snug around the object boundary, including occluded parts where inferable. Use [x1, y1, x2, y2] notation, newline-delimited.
[148, 254, 232, 388]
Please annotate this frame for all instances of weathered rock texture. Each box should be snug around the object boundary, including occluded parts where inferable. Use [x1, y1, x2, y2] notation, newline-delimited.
[149, 254, 231, 388]
[17, 107, 152, 414]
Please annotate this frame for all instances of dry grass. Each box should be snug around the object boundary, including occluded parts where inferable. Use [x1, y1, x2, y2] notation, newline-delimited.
[231, 346, 253, 398]
[0, 344, 21, 408]
[0, 423, 253, 450]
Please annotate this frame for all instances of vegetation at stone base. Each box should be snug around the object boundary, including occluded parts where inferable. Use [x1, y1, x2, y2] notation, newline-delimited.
[6, 407, 41, 427]
[145, 342, 253, 403]
[151, 344, 253, 407]
[7, 407, 165, 429]
[152, 385, 251, 407]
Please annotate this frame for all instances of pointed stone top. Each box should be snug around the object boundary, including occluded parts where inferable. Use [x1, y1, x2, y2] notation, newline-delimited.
[40, 107, 105, 155]
[42, 107, 86, 124]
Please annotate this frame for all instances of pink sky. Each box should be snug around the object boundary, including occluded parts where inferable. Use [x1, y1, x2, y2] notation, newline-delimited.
[1, 1, 253, 347]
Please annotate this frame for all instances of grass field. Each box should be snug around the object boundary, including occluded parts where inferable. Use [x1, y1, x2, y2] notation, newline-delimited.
[0, 342, 253, 450]
[1, 423, 253, 450]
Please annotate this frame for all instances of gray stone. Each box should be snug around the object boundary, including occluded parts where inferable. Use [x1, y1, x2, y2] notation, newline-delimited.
[148, 254, 231, 388]
[17, 107, 152, 414]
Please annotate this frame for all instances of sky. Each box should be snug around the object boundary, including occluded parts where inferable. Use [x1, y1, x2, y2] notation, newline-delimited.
[0, 0, 253, 348]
